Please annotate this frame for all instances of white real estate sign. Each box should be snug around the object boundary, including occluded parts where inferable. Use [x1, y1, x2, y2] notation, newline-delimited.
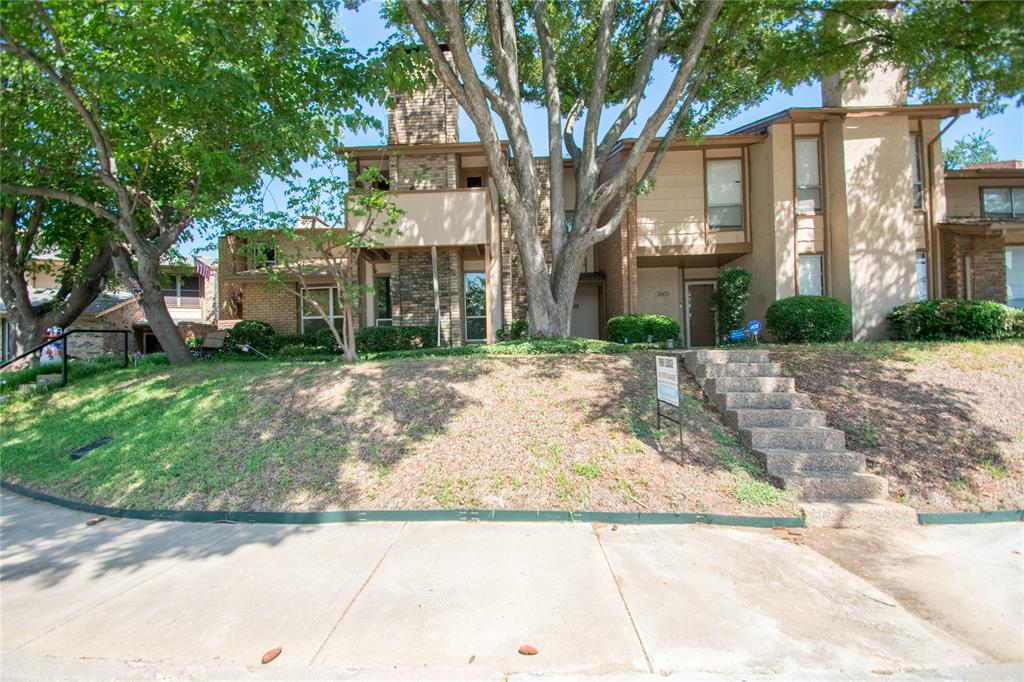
[655, 355, 679, 406]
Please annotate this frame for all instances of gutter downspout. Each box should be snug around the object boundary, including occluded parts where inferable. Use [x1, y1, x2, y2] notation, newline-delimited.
[925, 114, 961, 298]
[431, 245, 441, 347]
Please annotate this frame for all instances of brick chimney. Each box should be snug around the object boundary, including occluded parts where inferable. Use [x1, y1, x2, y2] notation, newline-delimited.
[387, 45, 460, 145]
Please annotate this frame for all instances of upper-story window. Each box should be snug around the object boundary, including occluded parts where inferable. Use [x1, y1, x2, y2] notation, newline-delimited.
[464, 175, 484, 188]
[795, 138, 822, 213]
[706, 159, 743, 229]
[982, 187, 1024, 218]
[163, 275, 201, 309]
[909, 134, 924, 209]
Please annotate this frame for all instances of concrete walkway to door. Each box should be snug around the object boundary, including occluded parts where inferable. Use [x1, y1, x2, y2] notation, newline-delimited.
[1, 491, 1022, 680]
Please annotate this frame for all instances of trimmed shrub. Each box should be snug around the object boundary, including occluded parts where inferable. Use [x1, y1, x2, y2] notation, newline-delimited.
[496, 319, 529, 341]
[225, 320, 276, 351]
[355, 325, 438, 353]
[887, 299, 1024, 340]
[710, 266, 752, 337]
[766, 296, 852, 343]
[607, 314, 680, 344]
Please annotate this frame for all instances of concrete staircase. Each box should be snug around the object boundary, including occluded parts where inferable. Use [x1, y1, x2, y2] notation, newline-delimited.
[683, 349, 917, 528]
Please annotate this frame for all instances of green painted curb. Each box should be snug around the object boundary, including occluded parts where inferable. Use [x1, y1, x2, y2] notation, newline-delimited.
[917, 510, 1024, 525]
[1, 480, 803, 528]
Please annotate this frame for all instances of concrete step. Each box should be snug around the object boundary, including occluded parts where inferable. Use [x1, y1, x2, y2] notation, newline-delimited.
[694, 362, 782, 380]
[713, 391, 811, 412]
[726, 408, 826, 429]
[688, 349, 770, 364]
[777, 472, 888, 501]
[741, 426, 845, 451]
[802, 500, 918, 528]
[705, 376, 795, 395]
[755, 448, 865, 476]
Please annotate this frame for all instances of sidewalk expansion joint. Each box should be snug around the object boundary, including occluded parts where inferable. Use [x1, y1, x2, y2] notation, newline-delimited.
[308, 521, 407, 665]
[592, 524, 654, 674]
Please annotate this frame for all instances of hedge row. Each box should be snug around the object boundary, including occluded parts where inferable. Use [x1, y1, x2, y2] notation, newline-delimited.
[887, 299, 1024, 341]
[222, 320, 439, 355]
[765, 296, 851, 343]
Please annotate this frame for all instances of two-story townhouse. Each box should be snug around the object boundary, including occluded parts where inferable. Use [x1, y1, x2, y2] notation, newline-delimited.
[220, 59, 1024, 346]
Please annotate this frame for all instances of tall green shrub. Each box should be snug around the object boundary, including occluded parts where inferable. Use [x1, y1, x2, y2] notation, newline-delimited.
[607, 314, 680, 344]
[710, 267, 752, 337]
[766, 296, 851, 343]
[225, 320, 277, 351]
[355, 325, 438, 353]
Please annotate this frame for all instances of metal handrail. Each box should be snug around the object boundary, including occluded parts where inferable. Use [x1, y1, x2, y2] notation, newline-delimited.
[0, 329, 130, 387]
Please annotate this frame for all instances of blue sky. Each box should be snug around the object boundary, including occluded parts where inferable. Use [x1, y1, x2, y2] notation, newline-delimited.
[187, 3, 1023, 257]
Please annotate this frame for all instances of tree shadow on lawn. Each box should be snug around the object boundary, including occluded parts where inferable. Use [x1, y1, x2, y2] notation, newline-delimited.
[772, 346, 1019, 506]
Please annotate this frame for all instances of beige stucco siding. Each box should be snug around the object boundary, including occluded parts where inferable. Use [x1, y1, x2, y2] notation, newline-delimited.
[839, 115, 917, 339]
[637, 267, 682, 326]
[350, 189, 488, 247]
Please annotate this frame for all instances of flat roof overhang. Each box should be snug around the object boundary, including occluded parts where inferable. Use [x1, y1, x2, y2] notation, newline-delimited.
[938, 219, 1024, 236]
[636, 242, 751, 268]
[729, 103, 977, 134]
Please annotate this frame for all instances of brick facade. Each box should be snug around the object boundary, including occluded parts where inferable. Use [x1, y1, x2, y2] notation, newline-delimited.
[391, 248, 464, 346]
[941, 231, 1008, 303]
[501, 159, 553, 324]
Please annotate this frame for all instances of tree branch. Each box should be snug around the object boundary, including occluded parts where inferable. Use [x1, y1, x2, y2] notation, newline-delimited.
[532, 1, 566, 262]
[1, 182, 120, 225]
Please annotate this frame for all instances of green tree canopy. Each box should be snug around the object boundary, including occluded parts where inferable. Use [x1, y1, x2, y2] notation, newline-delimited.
[944, 129, 1001, 170]
[1, 0, 405, 362]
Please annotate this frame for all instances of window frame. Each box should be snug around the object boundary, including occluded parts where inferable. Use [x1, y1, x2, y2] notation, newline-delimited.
[1007, 246, 1024, 310]
[916, 251, 928, 301]
[794, 137, 823, 214]
[463, 271, 487, 343]
[374, 275, 393, 327]
[981, 187, 1024, 219]
[797, 254, 825, 297]
[705, 157, 744, 230]
[300, 286, 345, 334]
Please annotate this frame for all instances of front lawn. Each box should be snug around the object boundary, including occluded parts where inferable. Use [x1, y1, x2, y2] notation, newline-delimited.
[771, 340, 1024, 512]
[0, 352, 796, 516]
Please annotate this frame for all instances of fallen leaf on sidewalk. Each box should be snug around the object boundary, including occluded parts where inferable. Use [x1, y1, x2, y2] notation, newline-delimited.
[468, 655, 475, 664]
[261, 646, 282, 664]
[518, 645, 538, 656]
[85, 516, 107, 526]
[611, 524, 618, 531]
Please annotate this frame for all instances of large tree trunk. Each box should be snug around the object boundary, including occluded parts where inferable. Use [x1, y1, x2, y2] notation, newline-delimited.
[113, 245, 193, 365]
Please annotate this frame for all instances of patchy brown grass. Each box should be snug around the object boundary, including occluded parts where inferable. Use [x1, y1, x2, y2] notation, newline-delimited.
[770, 341, 1024, 512]
[1, 353, 798, 516]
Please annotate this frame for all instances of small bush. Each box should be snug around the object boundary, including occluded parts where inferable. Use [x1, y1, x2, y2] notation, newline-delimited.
[766, 296, 851, 343]
[360, 337, 628, 362]
[496, 319, 529, 341]
[607, 314, 680, 344]
[711, 266, 752, 337]
[225, 320, 276, 351]
[887, 299, 1024, 341]
[355, 325, 437, 353]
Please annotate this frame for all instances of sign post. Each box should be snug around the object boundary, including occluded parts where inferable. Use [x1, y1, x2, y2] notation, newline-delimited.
[655, 355, 683, 450]
[746, 319, 762, 344]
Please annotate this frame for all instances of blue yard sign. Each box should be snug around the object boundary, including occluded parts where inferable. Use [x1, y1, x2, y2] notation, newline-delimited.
[729, 328, 746, 342]
[747, 319, 762, 334]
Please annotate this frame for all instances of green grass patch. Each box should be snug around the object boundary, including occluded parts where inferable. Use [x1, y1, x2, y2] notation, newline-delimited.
[571, 459, 602, 480]
[733, 472, 789, 506]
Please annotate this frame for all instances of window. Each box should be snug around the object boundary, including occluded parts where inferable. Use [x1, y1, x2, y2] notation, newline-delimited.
[982, 187, 1024, 218]
[375, 275, 393, 326]
[162, 275, 202, 308]
[263, 248, 276, 266]
[706, 159, 743, 229]
[916, 252, 928, 300]
[464, 272, 486, 342]
[795, 138, 822, 213]
[301, 287, 345, 334]
[909, 135, 924, 209]
[1008, 247, 1024, 310]
[798, 255, 824, 296]
[465, 175, 483, 188]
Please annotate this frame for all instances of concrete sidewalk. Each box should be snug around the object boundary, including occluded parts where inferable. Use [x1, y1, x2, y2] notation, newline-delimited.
[1, 491, 1022, 679]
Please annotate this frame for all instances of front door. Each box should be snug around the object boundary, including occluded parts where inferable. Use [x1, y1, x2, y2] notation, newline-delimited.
[571, 284, 600, 339]
[686, 282, 717, 347]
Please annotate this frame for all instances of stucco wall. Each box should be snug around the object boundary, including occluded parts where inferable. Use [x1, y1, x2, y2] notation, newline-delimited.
[945, 177, 1024, 218]
[838, 115, 917, 339]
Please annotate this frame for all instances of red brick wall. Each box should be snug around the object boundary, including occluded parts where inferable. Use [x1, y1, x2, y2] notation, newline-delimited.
[941, 231, 1007, 302]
